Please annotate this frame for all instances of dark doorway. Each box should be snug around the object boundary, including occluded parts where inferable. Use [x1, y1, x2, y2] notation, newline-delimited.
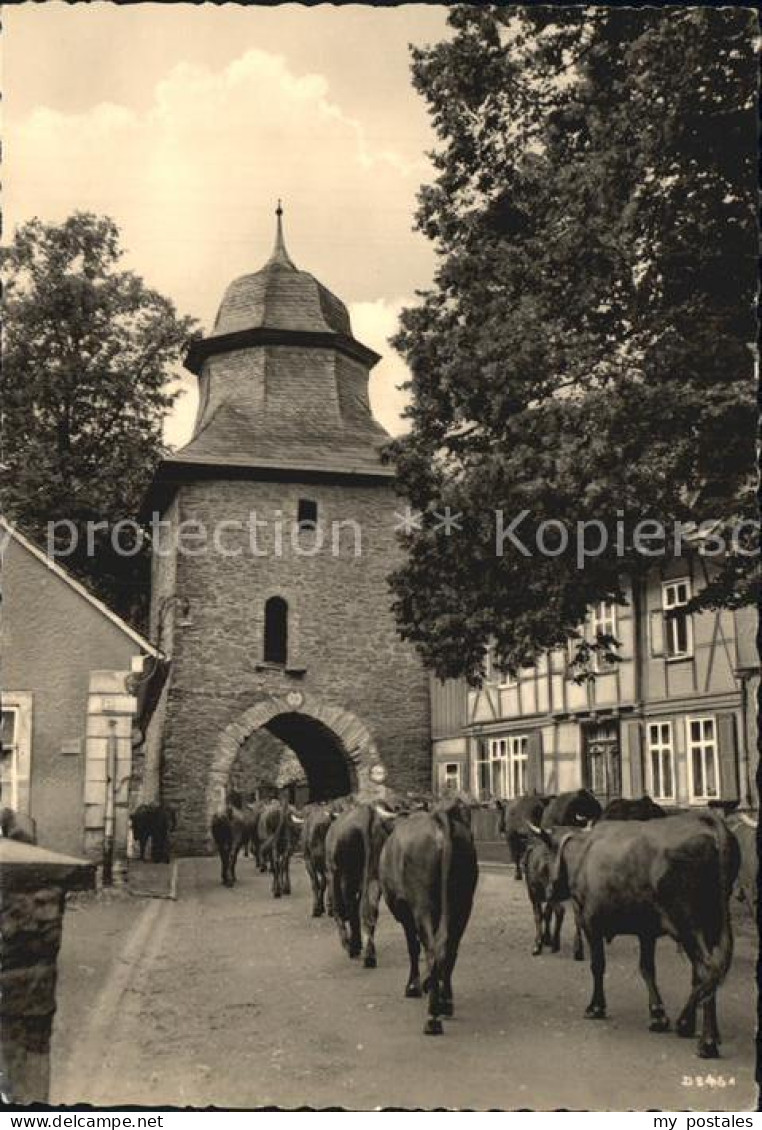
[265, 712, 355, 801]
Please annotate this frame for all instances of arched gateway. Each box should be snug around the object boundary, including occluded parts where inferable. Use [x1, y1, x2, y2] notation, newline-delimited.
[207, 692, 384, 825]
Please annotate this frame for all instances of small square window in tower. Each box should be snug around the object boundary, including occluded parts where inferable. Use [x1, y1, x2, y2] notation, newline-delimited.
[297, 498, 318, 530]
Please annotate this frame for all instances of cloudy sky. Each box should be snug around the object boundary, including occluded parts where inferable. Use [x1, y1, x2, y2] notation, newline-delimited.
[4, 3, 450, 445]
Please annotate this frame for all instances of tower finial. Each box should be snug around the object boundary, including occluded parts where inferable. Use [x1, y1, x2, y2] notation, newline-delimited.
[267, 199, 295, 269]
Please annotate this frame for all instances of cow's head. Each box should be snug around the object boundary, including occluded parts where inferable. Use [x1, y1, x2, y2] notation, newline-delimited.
[373, 802, 402, 831]
[571, 789, 603, 826]
[436, 795, 472, 829]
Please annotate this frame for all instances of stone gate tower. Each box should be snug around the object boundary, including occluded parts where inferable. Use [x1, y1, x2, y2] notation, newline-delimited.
[143, 207, 431, 853]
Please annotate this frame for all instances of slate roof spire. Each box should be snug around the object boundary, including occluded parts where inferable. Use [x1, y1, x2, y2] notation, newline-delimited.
[267, 199, 296, 269]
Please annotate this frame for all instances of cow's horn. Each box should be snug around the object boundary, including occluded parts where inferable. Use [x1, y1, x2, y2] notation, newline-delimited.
[290, 814, 305, 825]
[374, 804, 398, 820]
[526, 821, 543, 836]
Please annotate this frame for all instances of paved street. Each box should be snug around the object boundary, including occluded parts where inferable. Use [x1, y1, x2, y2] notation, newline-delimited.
[52, 857, 756, 1111]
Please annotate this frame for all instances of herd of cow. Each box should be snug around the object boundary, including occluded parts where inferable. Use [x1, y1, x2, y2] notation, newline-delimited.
[126, 790, 757, 1055]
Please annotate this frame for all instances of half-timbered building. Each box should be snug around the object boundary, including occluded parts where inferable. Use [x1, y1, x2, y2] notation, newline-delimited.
[431, 559, 758, 811]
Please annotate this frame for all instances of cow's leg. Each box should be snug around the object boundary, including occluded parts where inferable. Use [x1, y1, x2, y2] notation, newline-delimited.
[305, 858, 322, 917]
[698, 993, 721, 1060]
[572, 905, 585, 961]
[361, 877, 382, 968]
[398, 906, 422, 998]
[551, 902, 565, 954]
[509, 833, 523, 880]
[138, 834, 148, 862]
[271, 852, 282, 898]
[639, 934, 670, 1032]
[347, 887, 362, 959]
[541, 901, 555, 948]
[531, 897, 545, 956]
[440, 936, 461, 1018]
[282, 851, 292, 896]
[315, 865, 327, 917]
[416, 916, 443, 1035]
[329, 871, 350, 951]
[230, 842, 241, 886]
[584, 930, 607, 1019]
[220, 845, 232, 887]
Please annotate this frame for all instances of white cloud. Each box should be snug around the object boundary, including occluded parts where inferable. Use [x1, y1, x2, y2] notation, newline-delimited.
[7, 46, 424, 450]
[5, 47, 431, 324]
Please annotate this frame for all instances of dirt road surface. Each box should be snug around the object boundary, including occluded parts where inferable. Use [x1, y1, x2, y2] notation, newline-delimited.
[51, 857, 757, 1111]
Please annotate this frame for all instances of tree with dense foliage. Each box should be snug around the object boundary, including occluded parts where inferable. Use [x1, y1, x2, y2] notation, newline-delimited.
[1, 213, 197, 621]
[388, 5, 758, 682]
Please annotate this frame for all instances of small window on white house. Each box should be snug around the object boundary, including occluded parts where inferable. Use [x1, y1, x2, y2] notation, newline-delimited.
[647, 721, 675, 802]
[687, 716, 719, 802]
[590, 602, 617, 671]
[439, 762, 462, 794]
[0, 709, 19, 810]
[663, 580, 692, 659]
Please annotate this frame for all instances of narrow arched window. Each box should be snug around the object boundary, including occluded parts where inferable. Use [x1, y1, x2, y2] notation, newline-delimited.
[264, 596, 288, 665]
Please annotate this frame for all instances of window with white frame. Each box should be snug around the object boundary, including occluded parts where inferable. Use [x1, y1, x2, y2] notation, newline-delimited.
[590, 602, 617, 670]
[663, 579, 692, 659]
[439, 762, 462, 794]
[687, 716, 718, 802]
[1, 708, 19, 809]
[499, 666, 517, 688]
[473, 736, 527, 801]
[647, 721, 675, 801]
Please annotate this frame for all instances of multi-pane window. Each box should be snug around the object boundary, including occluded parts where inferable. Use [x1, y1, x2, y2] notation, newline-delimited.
[473, 736, 527, 800]
[590, 602, 617, 670]
[1, 709, 18, 809]
[647, 721, 675, 801]
[508, 736, 528, 797]
[439, 762, 462, 794]
[687, 716, 718, 802]
[663, 580, 692, 659]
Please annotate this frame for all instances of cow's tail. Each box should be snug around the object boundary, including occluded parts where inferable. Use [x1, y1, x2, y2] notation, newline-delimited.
[360, 804, 375, 906]
[433, 809, 454, 968]
[261, 798, 288, 860]
[695, 815, 739, 1003]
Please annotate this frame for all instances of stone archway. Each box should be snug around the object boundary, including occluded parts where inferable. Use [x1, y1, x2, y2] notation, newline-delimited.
[207, 691, 386, 823]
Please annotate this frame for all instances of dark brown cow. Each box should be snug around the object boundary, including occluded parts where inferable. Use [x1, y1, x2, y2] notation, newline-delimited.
[380, 797, 478, 1035]
[211, 805, 249, 887]
[258, 798, 304, 898]
[325, 801, 395, 967]
[302, 804, 338, 917]
[523, 828, 584, 960]
[240, 800, 267, 868]
[541, 789, 602, 829]
[600, 796, 666, 821]
[496, 795, 551, 879]
[548, 812, 740, 1058]
[130, 803, 177, 863]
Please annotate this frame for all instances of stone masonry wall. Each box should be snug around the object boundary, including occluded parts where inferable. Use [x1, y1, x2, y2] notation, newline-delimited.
[0, 887, 64, 1103]
[155, 476, 431, 853]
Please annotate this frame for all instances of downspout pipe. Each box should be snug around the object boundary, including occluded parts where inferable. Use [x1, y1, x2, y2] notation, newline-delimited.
[102, 719, 118, 886]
